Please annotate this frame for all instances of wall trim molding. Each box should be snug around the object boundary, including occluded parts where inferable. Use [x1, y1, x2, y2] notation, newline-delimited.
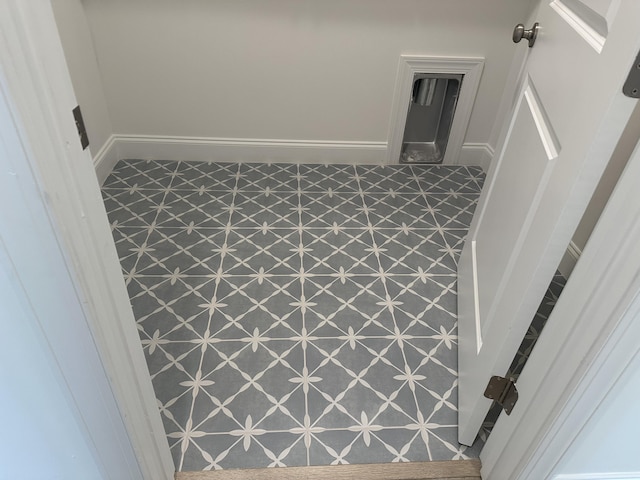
[95, 135, 387, 181]
[457, 143, 494, 172]
[387, 55, 484, 166]
[93, 135, 497, 182]
[558, 240, 582, 278]
[117, 135, 388, 164]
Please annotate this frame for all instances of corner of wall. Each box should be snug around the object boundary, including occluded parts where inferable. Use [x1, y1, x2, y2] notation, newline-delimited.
[51, 0, 116, 181]
[458, 143, 494, 172]
[92, 135, 118, 185]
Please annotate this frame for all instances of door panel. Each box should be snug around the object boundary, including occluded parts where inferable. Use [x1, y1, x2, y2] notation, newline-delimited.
[550, 0, 619, 51]
[457, 0, 640, 446]
[475, 79, 559, 344]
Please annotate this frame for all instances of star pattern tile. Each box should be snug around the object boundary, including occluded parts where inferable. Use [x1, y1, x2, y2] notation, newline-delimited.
[102, 160, 487, 471]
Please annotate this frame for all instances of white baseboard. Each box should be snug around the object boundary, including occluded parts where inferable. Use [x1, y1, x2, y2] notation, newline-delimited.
[103, 134, 386, 171]
[457, 143, 494, 172]
[92, 135, 496, 183]
[92, 135, 119, 186]
[558, 240, 582, 278]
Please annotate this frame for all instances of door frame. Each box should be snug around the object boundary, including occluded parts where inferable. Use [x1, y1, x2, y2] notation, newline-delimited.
[480, 115, 640, 479]
[0, 1, 173, 478]
[4, 1, 639, 479]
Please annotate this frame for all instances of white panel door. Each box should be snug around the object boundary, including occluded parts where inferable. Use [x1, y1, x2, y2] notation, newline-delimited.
[457, 0, 640, 445]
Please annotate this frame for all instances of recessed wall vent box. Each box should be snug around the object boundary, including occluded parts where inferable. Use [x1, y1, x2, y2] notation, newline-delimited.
[400, 73, 462, 164]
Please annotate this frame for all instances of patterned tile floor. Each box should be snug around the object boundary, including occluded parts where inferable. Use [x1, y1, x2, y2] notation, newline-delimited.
[102, 160, 486, 471]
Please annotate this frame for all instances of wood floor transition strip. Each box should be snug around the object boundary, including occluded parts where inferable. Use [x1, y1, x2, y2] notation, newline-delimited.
[175, 460, 482, 480]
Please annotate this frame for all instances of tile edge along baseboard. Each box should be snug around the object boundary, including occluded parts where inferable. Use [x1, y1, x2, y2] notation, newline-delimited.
[93, 134, 493, 186]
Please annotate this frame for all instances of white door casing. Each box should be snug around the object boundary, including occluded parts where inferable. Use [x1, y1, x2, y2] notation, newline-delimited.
[0, 1, 174, 478]
[457, 0, 640, 445]
[481, 120, 640, 479]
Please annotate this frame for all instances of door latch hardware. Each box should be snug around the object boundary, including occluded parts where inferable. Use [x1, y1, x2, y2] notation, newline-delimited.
[484, 375, 519, 415]
[72, 105, 89, 150]
[623, 49, 640, 98]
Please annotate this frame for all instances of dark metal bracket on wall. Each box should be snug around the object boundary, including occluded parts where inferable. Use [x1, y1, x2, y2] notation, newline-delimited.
[72, 105, 90, 150]
[623, 49, 640, 99]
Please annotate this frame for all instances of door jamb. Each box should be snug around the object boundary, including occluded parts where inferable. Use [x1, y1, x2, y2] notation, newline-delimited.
[480, 129, 640, 478]
[0, 1, 174, 478]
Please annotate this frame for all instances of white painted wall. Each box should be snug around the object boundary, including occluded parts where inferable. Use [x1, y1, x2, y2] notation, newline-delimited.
[81, 0, 529, 146]
[558, 102, 640, 277]
[572, 102, 640, 252]
[0, 262, 104, 480]
[551, 350, 640, 479]
[51, 0, 113, 157]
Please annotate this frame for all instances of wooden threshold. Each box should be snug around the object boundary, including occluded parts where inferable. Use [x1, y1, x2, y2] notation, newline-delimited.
[175, 459, 481, 480]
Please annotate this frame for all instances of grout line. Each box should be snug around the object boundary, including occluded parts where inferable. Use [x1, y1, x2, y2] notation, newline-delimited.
[351, 164, 430, 457]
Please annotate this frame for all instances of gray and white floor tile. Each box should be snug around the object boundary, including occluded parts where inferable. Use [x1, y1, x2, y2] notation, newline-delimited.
[103, 160, 487, 471]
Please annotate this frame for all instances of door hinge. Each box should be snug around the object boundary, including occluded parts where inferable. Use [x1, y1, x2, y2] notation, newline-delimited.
[72, 105, 89, 150]
[623, 49, 640, 99]
[484, 375, 519, 415]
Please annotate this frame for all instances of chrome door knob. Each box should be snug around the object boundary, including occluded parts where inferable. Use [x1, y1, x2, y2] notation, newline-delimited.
[513, 22, 539, 47]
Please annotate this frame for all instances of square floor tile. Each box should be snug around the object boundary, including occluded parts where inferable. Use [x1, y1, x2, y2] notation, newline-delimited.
[231, 192, 301, 228]
[222, 229, 301, 275]
[155, 191, 235, 228]
[301, 192, 368, 228]
[355, 165, 422, 193]
[237, 163, 300, 191]
[372, 230, 456, 275]
[363, 194, 438, 229]
[425, 194, 479, 230]
[171, 161, 240, 191]
[412, 166, 484, 195]
[102, 189, 166, 227]
[133, 228, 228, 275]
[302, 229, 378, 276]
[103, 159, 178, 189]
[299, 164, 359, 192]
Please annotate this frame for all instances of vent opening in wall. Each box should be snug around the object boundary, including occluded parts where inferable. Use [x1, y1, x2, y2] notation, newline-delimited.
[400, 73, 463, 164]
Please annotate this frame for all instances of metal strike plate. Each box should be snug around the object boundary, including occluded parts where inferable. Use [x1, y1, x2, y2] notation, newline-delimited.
[623, 49, 640, 99]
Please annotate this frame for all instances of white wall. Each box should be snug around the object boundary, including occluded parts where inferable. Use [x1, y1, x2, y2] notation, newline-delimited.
[558, 102, 640, 277]
[51, 0, 113, 157]
[81, 0, 529, 147]
[0, 263, 104, 480]
[551, 352, 640, 479]
[572, 102, 640, 252]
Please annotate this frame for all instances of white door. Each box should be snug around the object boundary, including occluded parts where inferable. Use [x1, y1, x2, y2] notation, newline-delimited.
[457, 0, 640, 445]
